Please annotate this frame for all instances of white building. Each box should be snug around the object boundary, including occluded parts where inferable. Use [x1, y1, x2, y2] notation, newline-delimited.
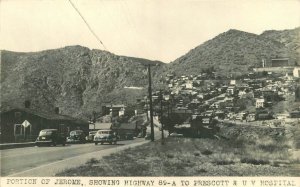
[230, 80, 236, 85]
[293, 67, 300, 77]
[119, 107, 125, 116]
[256, 98, 265, 108]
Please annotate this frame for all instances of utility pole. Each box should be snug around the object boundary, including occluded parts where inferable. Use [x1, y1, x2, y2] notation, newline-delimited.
[148, 64, 155, 141]
[160, 89, 164, 144]
[145, 98, 149, 122]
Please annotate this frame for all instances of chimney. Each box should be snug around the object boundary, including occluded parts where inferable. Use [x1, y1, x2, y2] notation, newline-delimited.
[25, 100, 31, 108]
[54, 107, 59, 114]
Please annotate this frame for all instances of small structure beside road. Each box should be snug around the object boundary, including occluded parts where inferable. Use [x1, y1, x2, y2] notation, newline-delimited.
[1, 104, 88, 143]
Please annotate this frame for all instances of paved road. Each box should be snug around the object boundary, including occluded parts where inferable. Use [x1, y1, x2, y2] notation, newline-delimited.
[0, 139, 145, 176]
[1, 126, 163, 177]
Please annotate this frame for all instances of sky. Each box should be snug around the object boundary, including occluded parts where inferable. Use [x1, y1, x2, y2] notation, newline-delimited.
[0, 0, 299, 62]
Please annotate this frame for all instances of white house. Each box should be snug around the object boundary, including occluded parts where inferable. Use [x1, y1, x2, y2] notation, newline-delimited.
[230, 80, 236, 85]
[293, 67, 300, 77]
[256, 98, 265, 108]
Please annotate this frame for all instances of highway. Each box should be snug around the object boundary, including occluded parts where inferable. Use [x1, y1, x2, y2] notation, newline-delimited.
[1, 126, 163, 177]
[1, 139, 147, 176]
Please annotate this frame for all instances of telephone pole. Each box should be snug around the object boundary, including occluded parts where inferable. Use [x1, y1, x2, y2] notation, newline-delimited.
[160, 89, 164, 144]
[148, 64, 155, 141]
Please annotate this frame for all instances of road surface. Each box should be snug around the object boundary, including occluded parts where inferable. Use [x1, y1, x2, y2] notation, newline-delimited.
[1, 126, 163, 177]
[1, 139, 147, 176]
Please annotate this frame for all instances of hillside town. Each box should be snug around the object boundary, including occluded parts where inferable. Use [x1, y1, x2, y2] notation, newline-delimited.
[73, 58, 300, 141]
[1, 58, 300, 143]
[1, 0, 300, 178]
[133, 59, 300, 137]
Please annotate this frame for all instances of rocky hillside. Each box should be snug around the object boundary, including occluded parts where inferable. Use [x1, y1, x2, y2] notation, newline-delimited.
[0, 46, 164, 119]
[167, 27, 299, 77]
[1, 27, 299, 119]
[260, 27, 300, 62]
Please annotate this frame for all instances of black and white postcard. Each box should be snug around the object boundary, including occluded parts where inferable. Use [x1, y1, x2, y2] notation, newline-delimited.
[1, 0, 299, 186]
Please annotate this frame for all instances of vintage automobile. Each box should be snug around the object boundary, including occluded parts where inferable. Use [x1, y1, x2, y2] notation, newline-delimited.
[66, 130, 86, 143]
[125, 133, 134, 140]
[169, 132, 184, 137]
[137, 132, 144, 138]
[144, 132, 151, 140]
[94, 129, 117, 145]
[35, 129, 66, 146]
[85, 131, 97, 142]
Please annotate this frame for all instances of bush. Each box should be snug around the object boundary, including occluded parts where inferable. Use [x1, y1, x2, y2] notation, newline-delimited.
[201, 149, 213, 155]
[240, 158, 270, 165]
[86, 158, 99, 165]
[214, 160, 235, 165]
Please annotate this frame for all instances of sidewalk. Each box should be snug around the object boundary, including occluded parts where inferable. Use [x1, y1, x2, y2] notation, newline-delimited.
[0, 142, 35, 150]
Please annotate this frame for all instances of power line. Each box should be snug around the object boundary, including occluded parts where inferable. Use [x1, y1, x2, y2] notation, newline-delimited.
[68, 0, 108, 51]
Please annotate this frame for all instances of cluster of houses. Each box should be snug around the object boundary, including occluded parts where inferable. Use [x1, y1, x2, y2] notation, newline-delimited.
[91, 104, 147, 139]
[140, 67, 300, 130]
[1, 58, 299, 142]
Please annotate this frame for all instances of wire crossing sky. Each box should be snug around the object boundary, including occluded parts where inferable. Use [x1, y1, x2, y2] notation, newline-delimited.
[68, 0, 108, 51]
[1, 0, 299, 62]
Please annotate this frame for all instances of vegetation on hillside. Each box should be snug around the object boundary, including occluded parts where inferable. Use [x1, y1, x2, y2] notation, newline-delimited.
[1, 46, 163, 119]
[57, 124, 299, 176]
[1, 27, 299, 119]
[167, 28, 299, 77]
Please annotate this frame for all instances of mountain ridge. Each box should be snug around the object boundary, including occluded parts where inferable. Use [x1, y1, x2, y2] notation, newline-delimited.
[167, 27, 299, 77]
[1, 27, 299, 119]
[1, 45, 164, 119]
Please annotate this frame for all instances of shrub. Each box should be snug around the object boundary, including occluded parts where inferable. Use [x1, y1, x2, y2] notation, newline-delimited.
[166, 153, 174, 159]
[201, 149, 213, 155]
[240, 158, 270, 165]
[214, 160, 235, 165]
[86, 158, 99, 165]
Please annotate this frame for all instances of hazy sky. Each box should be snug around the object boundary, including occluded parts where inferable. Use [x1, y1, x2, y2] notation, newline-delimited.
[1, 0, 299, 62]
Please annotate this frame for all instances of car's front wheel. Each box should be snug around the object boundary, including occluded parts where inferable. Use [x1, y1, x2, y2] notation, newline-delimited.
[95, 142, 98, 145]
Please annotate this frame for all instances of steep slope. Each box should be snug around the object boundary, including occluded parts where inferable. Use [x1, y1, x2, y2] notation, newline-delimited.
[260, 27, 300, 62]
[168, 29, 298, 77]
[0, 46, 164, 119]
[1, 28, 299, 119]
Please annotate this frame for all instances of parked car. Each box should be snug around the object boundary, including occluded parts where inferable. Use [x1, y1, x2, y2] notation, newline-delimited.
[94, 130, 117, 145]
[125, 133, 134, 140]
[169, 132, 183, 137]
[144, 133, 151, 140]
[85, 131, 97, 142]
[137, 132, 143, 138]
[66, 130, 86, 143]
[35, 129, 66, 146]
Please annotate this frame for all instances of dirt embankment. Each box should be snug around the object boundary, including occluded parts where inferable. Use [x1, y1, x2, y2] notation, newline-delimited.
[57, 121, 299, 176]
[217, 123, 285, 140]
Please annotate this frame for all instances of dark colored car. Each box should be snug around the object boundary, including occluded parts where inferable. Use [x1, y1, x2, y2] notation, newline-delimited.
[85, 131, 97, 142]
[137, 132, 144, 138]
[66, 130, 86, 143]
[144, 133, 151, 140]
[125, 133, 134, 140]
[94, 130, 117, 145]
[36, 129, 66, 146]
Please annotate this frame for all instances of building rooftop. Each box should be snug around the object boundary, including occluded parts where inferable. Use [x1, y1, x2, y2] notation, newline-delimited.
[1, 107, 88, 124]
